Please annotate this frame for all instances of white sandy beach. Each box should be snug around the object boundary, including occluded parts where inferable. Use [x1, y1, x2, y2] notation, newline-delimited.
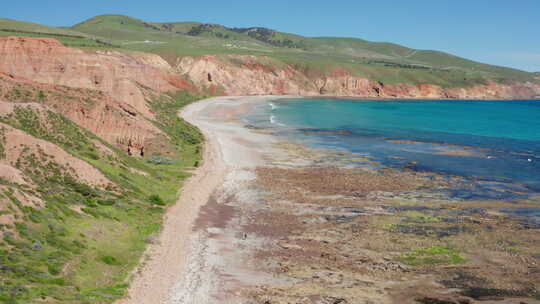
[115, 96, 290, 304]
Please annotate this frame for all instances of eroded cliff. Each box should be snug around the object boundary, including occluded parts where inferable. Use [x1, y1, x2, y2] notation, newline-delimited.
[176, 55, 540, 99]
[1, 37, 538, 158]
[0, 36, 195, 155]
[0, 36, 203, 303]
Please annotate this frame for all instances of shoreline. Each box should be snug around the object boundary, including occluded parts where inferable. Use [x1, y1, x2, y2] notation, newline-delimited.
[117, 95, 540, 304]
[115, 95, 284, 304]
[274, 95, 540, 102]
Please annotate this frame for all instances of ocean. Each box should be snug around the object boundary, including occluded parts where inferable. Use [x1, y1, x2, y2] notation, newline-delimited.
[245, 98, 540, 202]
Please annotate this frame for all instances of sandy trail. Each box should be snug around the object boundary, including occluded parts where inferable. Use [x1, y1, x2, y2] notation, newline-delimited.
[115, 98, 228, 304]
[115, 96, 286, 304]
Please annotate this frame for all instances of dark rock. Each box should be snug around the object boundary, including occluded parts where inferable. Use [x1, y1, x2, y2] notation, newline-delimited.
[350, 224, 362, 233]
[416, 297, 469, 304]
[324, 215, 358, 223]
[244, 124, 264, 130]
[384, 205, 431, 212]
[32, 241, 42, 251]
[317, 297, 347, 304]
[391, 224, 471, 238]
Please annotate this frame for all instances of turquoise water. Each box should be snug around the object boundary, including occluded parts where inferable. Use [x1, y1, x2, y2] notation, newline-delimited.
[246, 98, 540, 199]
[272, 99, 540, 141]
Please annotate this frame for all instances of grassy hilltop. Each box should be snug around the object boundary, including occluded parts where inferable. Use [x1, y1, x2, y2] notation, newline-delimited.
[1, 15, 538, 88]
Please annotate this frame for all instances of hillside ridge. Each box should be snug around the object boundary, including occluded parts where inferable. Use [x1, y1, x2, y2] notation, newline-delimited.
[1, 14, 537, 90]
[70, 14, 533, 80]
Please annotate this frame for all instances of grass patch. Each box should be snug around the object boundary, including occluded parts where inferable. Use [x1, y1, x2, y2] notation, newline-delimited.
[148, 91, 204, 147]
[0, 126, 5, 159]
[99, 255, 122, 266]
[402, 211, 443, 223]
[401, 245, 466, 266]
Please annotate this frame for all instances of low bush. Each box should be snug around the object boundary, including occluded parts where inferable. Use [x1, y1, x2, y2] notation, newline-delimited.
[97, 199, 115, 206]
[147, 155, 176, 165]
[99, 255, 122, 266]
[148, 194, 165, 206]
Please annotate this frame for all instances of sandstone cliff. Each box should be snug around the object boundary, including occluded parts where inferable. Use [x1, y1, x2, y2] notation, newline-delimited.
[0, 37, 538, 158]
[0, 36, 195, 155]
[176, 55, 540, 99]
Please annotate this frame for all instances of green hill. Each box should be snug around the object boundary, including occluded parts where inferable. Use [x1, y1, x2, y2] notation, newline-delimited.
[1, 14, 537, 87]
[0, 18, 117, 48]
[70, 15, 535, 86]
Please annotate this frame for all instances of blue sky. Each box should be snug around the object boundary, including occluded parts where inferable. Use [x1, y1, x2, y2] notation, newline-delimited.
[4, 0, 540, 72]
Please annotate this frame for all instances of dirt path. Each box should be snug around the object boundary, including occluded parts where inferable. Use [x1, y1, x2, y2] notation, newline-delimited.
[115, 98, 229, 304]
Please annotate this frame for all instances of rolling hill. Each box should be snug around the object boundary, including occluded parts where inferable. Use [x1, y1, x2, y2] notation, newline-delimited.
[0, 14, 537, 88]
[69, 15, 536, 86]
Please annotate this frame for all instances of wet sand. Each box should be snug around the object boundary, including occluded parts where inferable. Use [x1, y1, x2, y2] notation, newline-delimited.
[117, 96, 540, 304]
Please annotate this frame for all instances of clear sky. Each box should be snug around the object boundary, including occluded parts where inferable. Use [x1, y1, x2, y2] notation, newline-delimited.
[4, 0, 540, 72]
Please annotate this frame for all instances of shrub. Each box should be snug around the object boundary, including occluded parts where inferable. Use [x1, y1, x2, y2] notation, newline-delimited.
[97, 199, 115, 206]
[118, 173, 130, 180]
[148, 194, 165, 206]
[47, 264, 61, 275]
[37, 91, 46, 101]
[100, 255, 121, 266]
[83, 151, 100, 160]
[71, 183, 98, 198]
[147, 155, 176, 165]
[84, 198, 98, 207]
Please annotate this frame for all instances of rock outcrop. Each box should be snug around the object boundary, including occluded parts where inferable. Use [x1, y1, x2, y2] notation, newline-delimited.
[0, 37, 190, 115]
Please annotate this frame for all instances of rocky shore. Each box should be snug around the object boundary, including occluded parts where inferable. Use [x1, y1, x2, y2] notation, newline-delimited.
[123, 96, 540, 304]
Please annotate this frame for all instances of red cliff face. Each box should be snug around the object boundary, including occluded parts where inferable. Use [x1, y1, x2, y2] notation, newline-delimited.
[176, 55, 540, 99]
[0, 37, 194, 116]
[0, 38, 538, 156]
[0, 36, 195, 155]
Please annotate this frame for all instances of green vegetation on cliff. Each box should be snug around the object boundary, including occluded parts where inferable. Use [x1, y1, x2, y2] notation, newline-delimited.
[0, 87, 202, 303]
